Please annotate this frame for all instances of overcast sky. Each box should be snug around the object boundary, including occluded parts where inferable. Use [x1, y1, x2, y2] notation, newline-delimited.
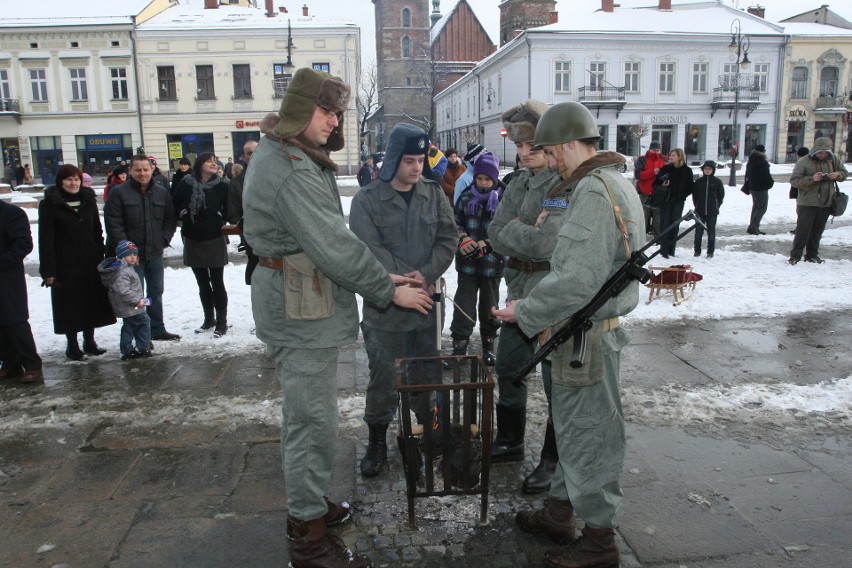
[296, 0, 852, 63]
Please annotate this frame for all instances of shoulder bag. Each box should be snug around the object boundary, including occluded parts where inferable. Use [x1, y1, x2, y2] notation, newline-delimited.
[832, 181, 848, 217]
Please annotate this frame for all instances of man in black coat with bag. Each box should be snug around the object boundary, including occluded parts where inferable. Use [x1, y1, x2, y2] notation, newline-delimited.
[744, 144, 774, 235]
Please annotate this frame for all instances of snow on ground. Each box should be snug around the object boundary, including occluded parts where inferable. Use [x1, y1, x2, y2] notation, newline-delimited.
[6, 168, 852, 433]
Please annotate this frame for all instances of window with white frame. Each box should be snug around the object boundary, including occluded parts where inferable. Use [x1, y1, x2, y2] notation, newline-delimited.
[692, 62, 708, 93]
[624, 61, 639, 92]
[721, 62, 738, 88]
[30, 68, 48, 102]
[752, 63, 769, 92]
[70, 68, 87, 101]
[157, 66, 176, 100]
[589, 62, 606, 90]
[554, 60, 571, 92]
[820, 67, 838, 96]
[0, 69, 10, 99]
[110, 67, 128, 100]
[790, 66, 808, 99]
[658, 62, 675, 93]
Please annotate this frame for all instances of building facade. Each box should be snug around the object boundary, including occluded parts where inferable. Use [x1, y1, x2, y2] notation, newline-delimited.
[436, 2, 789, 168]
[136, 3, 361, 174]
[0, 0, 171, 184]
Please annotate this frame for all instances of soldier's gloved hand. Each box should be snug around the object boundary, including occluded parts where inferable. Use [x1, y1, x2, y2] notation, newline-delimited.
[458, 236, 479, 258]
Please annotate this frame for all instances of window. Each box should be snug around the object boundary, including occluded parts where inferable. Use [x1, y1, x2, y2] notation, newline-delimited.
[721, 63, 738, 88]
[233, 64, 252, 98]
[402, 7, 410, 27]
[196, 65, 214, 99]
[272, 63, 292, 98]
[312, 63, 330, 73]
[624, 61, 639, 92]
[692, 62, 708, 93]
[554, 60, 571, 92]
[110, 67, 128, 100]
[30, 68, 48, 102]
[791, 66, 808, 99]
[589, 62, 605, 90]
[658, 62, 675, 93]
[0, 69, 10, 99]
[752, 63, 769, 92]
[70, 68, 87, 101]
[820, 67, 838, 96]
[402, 36, 411, 58]
[70, 41, 79, 48]
[157, 66, 176, 100]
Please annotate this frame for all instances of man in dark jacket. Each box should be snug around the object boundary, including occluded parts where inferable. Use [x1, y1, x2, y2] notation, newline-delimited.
[692, 160, 725, 258]
[0, 200, 43, 384]
[356, 156, 375, 187]
[105, 155, 180, 341]
[745, 144, 774, 235]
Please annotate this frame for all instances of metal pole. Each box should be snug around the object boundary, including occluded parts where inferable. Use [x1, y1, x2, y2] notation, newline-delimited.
[729, 78, 739, 186]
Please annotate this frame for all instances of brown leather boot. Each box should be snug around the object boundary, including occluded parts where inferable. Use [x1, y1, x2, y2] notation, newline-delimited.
[545, 525, 619, 568]
[287, 497, 352, 540]
[288, 516, 372, 568]
[515, 498, 575, 544]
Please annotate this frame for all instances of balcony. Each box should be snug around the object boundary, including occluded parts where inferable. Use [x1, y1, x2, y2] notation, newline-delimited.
[710, 87, 761, 118]
[578, 86, 626, 118]
[0, 99, 21, 123]
[814, 95, 849, 113]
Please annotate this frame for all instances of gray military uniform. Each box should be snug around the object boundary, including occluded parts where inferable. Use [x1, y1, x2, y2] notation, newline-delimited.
[489, 167, 566, 407]
[514, 162, 644, 529]
[349, 178, 456, 425]
[243, 134, 396, 521]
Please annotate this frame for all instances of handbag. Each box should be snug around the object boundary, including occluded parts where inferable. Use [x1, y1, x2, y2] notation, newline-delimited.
[832, 182, 848, 217]
[740, 176, 750, 195]
[650, 183, 669, 207]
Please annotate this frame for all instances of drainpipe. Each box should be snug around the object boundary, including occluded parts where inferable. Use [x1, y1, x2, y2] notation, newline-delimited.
[130, 20, 144, 151]
[775, 33, 790, 163]
[526, 33, 532, 100]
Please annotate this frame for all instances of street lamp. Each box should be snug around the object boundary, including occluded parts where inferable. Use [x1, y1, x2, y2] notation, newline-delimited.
[727, 19, 750, 187]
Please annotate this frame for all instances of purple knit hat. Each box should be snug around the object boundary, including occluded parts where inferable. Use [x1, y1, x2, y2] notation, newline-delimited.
[472, 151, 499, 185]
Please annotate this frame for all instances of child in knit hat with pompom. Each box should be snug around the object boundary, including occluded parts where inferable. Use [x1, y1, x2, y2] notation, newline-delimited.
[449, 151, 506, 365]
[98, 240, 152, 360]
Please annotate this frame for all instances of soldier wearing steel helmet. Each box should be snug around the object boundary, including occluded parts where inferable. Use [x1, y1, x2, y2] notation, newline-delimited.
[493, 101, 643, 568]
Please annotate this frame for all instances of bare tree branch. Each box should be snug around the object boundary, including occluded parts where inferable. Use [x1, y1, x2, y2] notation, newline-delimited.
[357, 60, 380, 157]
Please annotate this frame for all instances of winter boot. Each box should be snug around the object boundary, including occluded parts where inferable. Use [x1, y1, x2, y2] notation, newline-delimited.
[522, 420, 558, 494]
[195, 309, 215, 333]
[288, 516, 372, 568]
[481, 335, 497, 366]
[287, 497, 352, 540]
[82, 329, 106, 355]
[65, 334, 87, 361]
[442, 338, 469, 369]
[360, 423, 389, 477]
[213, 309, 228, 338]
[544, 525, 618, 568]
[516, 498, 576, 545]
[491, 404, 525, 462]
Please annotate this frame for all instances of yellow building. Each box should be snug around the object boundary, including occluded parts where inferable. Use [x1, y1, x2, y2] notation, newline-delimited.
[777, 18, 852, 163]
[135, 2, 361, 173]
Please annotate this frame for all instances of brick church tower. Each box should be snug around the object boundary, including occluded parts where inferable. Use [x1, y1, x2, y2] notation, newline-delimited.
[499, 0, 558, 46]
[372, 0, 434, 151]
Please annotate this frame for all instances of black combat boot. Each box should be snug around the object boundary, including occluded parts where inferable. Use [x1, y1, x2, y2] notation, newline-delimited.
[288, 516, 372, 568]
[360, 423, 389, 477]
[522, 420, 558, 494]
[65, 334, 86, 361]
[82, 329, 106, 355]
[442, 338, 469, 369]
[516, 498, 576, 545]
[481, 335, 497, 366]
[491, 404, 525, 462]
[213, 308, 228, 338]
[544, 525, 618, 568]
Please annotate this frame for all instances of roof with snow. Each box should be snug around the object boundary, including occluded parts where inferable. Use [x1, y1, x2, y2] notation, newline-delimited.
[430, 0, 493, 45]
[0, 0, 154, 27]
[138, 4, 356, 31]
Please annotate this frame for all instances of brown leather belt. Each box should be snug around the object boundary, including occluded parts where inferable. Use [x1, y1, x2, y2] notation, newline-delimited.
[507, 257, 551, 273]
[258, 257, 285, 271]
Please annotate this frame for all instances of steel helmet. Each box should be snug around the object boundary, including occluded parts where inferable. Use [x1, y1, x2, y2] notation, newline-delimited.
[533, 102, 600, 148]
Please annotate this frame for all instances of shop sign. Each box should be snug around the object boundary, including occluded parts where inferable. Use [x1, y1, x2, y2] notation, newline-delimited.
[168, 142, 183, 160]
[650, 115, 688, 124]
[235, 120, 261, 129]
[787, 105, 807, 121]
[85, 135, 124, 149]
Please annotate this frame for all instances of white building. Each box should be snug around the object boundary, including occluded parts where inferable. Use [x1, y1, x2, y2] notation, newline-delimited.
[0, 0, 172, 184]
[135, 2, 361, 174]
[435, 1, 787, 168]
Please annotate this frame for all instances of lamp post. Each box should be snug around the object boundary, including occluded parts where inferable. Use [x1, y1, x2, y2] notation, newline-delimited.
[727, 19, 750, 187]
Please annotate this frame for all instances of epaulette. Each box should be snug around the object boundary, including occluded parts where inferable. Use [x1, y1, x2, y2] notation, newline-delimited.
[286, 154, 303, 161]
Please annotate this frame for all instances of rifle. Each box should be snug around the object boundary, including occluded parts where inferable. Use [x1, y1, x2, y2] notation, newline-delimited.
[508, 209, 706, 385]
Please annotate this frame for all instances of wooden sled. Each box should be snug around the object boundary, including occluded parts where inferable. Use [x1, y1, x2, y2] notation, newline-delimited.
[645, 265, 701, 306]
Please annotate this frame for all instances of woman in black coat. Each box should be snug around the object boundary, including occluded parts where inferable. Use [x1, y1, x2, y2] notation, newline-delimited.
[172, 152, 229, 337]
[39, 164, 116, 360]
[656, 148, 694, 258]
